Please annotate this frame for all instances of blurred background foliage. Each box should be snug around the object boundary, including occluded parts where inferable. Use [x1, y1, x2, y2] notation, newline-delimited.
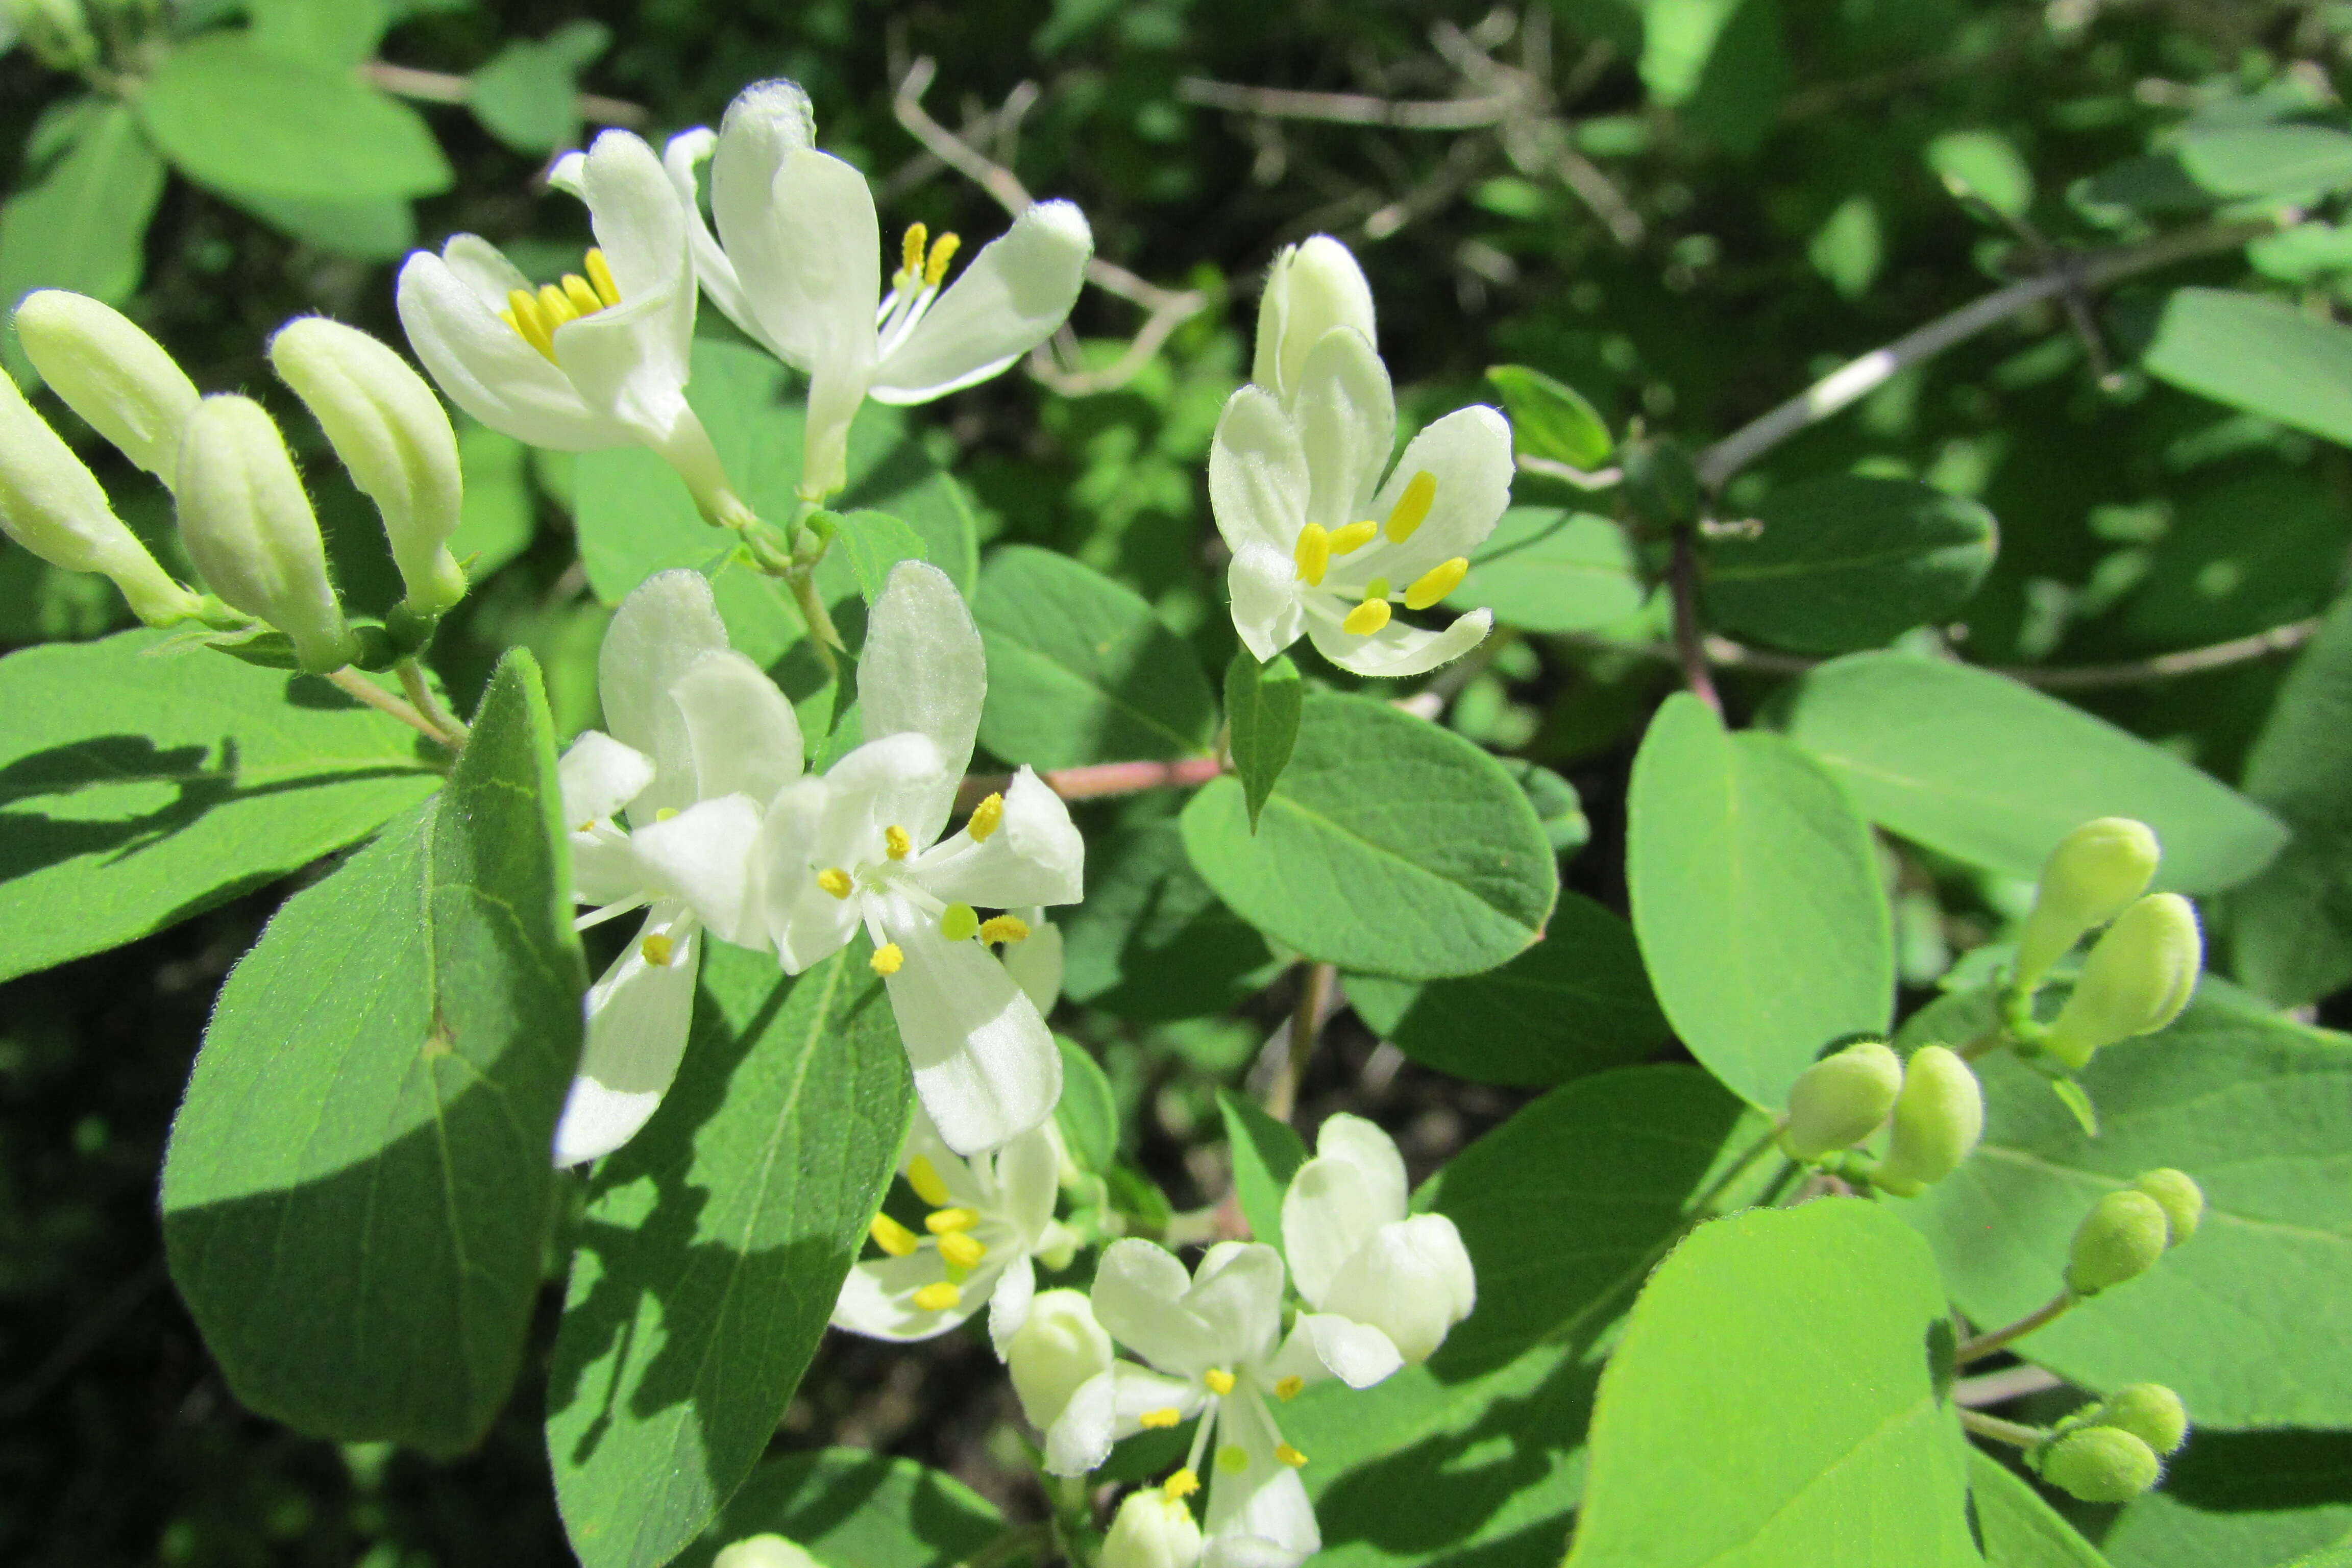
[5, 0, 2350, 1563]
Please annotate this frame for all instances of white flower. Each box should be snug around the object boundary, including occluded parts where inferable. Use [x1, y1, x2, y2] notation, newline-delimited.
[712, 1537, 822, 1568]
[1281, 1114, 1475, 1383]
[1102, 1488, 1206, 1568]
[395, 129, 745, 526]
[1046, 1241, 1324, 1568]
[665, 80, 1093, 500]
[1209, 324, 1509, 678]
[832, 1108, 1075, 1351]
[551, 569, 804, 1165]
[1252, 235, 1377, 411]
[1007, 1287, 1116, 1430]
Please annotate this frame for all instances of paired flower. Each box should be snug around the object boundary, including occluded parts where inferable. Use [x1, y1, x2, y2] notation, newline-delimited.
[663, 80, 1093, 500]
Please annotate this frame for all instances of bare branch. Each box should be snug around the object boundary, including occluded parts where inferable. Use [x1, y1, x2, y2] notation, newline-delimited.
[1175, 76, 1516, 130]
[364, 61, 647, 128]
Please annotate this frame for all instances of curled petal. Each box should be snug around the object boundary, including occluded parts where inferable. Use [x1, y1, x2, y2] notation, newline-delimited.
[1306, 603, 1491, 680]
[986, 1254, 1039, 1360]
[1044, 1364, 1205, 1477]
[1186, 1242, 1287, 1369]
[670, 648, 805, 805]
[1092, 1238, 1221, 1378]
[395, 249, 615, 452]
[871, 200, 1094, 403]
[1319, 1214, 1477, 1366]
[915, 767, 1085, 910]
[557, 729, 655, 829]
[1296, 1311, 1403, 1390]
[629, 793, 765, 946]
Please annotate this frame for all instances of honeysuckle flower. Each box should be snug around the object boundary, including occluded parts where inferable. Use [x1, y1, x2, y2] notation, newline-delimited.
[832, 1107, 1077, 1349]
[1008, 1288, 1115, 1430]
[752, 559, 1080, 1153]
[665, 80, 1093, 500]
[1101, 1487, 1206, 1568]
[1210, 322, 1510, 678]
[1281, 1114, 1475, 1383]
[1046, 1241, 1322, 1568]
[1252, 235, 1377, 411]
[552, 569, 804, 1165]
[13, 290, 201, 488]
[396, 129, 747, 527]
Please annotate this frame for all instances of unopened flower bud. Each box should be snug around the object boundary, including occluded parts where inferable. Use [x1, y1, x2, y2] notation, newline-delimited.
[2095, 1383, 2188, 1456]
[2037, 1425, 2161, 1504]
[270, 316, 468, 616]
[1100, 1487, 1204, 1568]
[1781, 1040, 1903, 1161]
[2013, 818, 2161, 992]
[2133, 1168, 2203, 1247]
[0, 372, 201, 624]
[1253, 234, 1377, 402]
[174, 395, 356, 672]
[1874, 1045, 1984, 1197]
[13, 290, 202, 486]
[2043, 894, 2202, 1070]
[712, 1535, 823, 1568]
[1006, 1288, 1113, 1431]
[2067, 1189, 2171, 1296]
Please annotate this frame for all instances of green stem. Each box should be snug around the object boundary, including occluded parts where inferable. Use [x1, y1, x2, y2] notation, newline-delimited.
[1959, 1408, 2049, 1450]
[325, 667, 459, 749]
[1957, 1290, 2077, 1365]
[396, 657, 470, 744]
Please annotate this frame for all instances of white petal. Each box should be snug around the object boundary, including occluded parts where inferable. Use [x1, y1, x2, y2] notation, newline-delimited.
[913, 767, 1085, 909]
[831, 1249, 996, 1340]
[1254, 234, 1376, 403]
[598, 569, 731, 819]
[629, 794, 765, 946]
[1201, 1387, 1319, 1568]
[1291, 328, 1393, 530]
[1281, 1112, 1408, 1306]
[1187, 1242, 1286, 1368]
[1353, 404, 1514, 584]
[858, 559, 984, 842]
[902, 1101, 987, 1204]
[714, 145, 879, 379]
[662, 125, 765, 352]
[670, 649, 804, 805]
[871, 200, 1093, 402]
[1319, 1214, 1476, 1366]
[395, 250, 614, 452]
[571, 830, 648, 909]
[1209, 386, 1308, 557]
[987, 1254, 1039, 1360]
[558, 730, 655, 827]
[1002, 915, 1063, 1017]
[881, 910, 1062, 1155]
[578, 130, 695, 316]
[1296, 1311, 1404, 1389]
[995, 1120, 1066, 1247]
[550, 134, 703, 459]
[816, 731, 950, 867]
[757, 777, 861, 972]
[1306, 603, 1491, 680]
[554, 904, 700, 1165]
[1008, 1288, 1115, 1430]
[1227, 545, 1306, 665]
[441, 233, 535, 311]
[1045, 1364, 1204, 1477]
[1092, 1238, 1220, 1377]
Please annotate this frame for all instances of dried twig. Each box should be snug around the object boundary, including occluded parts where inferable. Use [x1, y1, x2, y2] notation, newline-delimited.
[1175, 77, 1516, 130]
[365, 61, 646, 129]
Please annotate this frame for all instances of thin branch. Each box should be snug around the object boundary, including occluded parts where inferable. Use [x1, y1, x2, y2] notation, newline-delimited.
[1955, 1364, 2066, 1408]
[1958, 1292, 2077, 1365]
[1265, 962, 1338, 1123]
[364, 61, 646, 128]
[1517, 453, 1623, 489]
[955, 755, 1225, 814]
[325, 667, 461, 749]
[397, 657, 470, 743]
[1175, 76, 1516, 130]
[1667, 531, 1722, 716]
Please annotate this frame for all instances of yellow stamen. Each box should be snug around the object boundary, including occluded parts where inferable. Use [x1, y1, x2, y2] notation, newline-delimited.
[900, 223, 929, 283]
[655, 806, 678, 820]
[1140, 1408, 1183, 1431]
[560, 273, 603, 318]
[937, 1231, 987, 1269]
[1215, 1444, 1250, 1475]
[870, 943, 905, 976]
[1405, 557, 1469, 610]
[640, 933, 674, 967]
[924, 232, 962, 286]
[925, 1206, 979, 1233]
[885, 825, 912, 860]
[505, 289, 555, 358]
[1385, 471, 1437, 542]
[1203, 1368, 1235, 1395]
[575, 821, 595, 833]
[537, 282, 580, 327]
[1274, 1376, 1304, 1402]
[978, 914, 1030, 945]
[941, 903, 980, 942]
[584, 248, 622, 307]
[869, 1214, 918, 1256]
[1161, 1467, 1199, 1499]
[817, 867, 854, 899]
[1276, 1443, 1308, 1468]
[968, 793, 1004, 843]
[1293, 522, 1331, 586]
[912, 1281, 961, 1312]
[1342, 597, 1392, 637]
[1327, 520, 1379, 555]
[906, 1155, 952, 1207]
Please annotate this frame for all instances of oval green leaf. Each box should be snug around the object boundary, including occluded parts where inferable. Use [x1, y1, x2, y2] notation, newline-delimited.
[2233, 593, 2352, 1006]
[1447, 506, 1649, 634]
[1486, 363, 1614, 468]
[2142, 287, 2352, 449]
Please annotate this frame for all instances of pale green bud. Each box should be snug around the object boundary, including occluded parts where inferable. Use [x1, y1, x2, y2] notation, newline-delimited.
[1780, 1040, 1902, 1161]
[174, 395, 356, 673]
[0, 371, 201, 624]
[2037, 1426, 2161, 1504]
[2133, 1167, 2203, 1247]
[2066, 1189, 2170, 1296]
[712, 1535, 824, 1568]
[2043, 894, 2202, 1070]
[270, 316, 467, 616]
[13, 290, 202, 486]
[1100, 1488, 1204, 1568]
[1874, 1045, 1984, 1197]
[2096, 1383, 2188, 1456]
[2013, 817, 2161, 992]
[1007, 1288, 1113, 1431]
[1252, 234, 1377, 402]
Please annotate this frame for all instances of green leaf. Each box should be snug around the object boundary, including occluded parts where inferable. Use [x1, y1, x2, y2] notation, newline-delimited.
[450, 422, 538, 580]
[1970, 1451, 2109, 1567]
[546, 939, 912, 1568]
[1448, 506, 1649, 634]
[246, 0, 390, 68]
[1181, 690, 1557, 979]
[678, 1448, 1002, 1568]
[469, 23, 611, 155]
[0, 100, 163, 354]
[1055, 1035, 1118, 1173]
[1503, 757, 1591, 856]
[2232, 593, 2352, 1005]
[834, 509, 931, 605]
[159, 651, 581, 1450]
[140, 35, 452, 202]
[2142, 287, 2352, 449]
[1903, 987, 2352, 1428]
[1929, 130, 2037, 219]
[2100, 1430, 2352, 1568]
[1218, 1089, 1306, 1254]
[0, 629, 441, 982]
[221, 189, 415, 261]
[1628, 693, 1893, 1109]
[1780, 651, 2288, 894]
[1344, 892, 1670, 1086]
[973, 546, 1216, 769]
[1486, 364, 1614, 469]
[1701, 476, 1997, 654]
[1224, 649, 1301, 830]
[1055, 808, 1278, 1022]
[1565, 1199, 1979, 1567]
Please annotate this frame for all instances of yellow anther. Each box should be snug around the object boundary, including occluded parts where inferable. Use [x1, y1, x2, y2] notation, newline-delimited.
[537, 282, 581, 327]
[560, 273, 604, 318]
[1215, 1444, 1250, 1475]
[1342, 597, 1392, 637]
[1385, 471, 1437, 542]
[584, 248, 622, 307]
[900, 223, 929, 283]
[869, 1214, 919, 1257]
[505, 289, 555, 358]
[979, 914, 1031, 946]
[575, 821, 595, 833]
[1161, 1467, 1199, 1500]
[1139, 1408, 1183, 1431]
[1203, 1368, 1235, 1395]
[925, 233, 961, 286]
[1293, 522, 1331, 586]
[817, 867, 854, 899]
[1405, 557, 1469, 610]
[1327, 520, 1379, 555]
[870, 942, 905, 976]
[906, 1155, 952, 1206]
[968, 794, 1004, 843]
[1274, 1376, 1304, 1402]
[912, 1281, 961, 1312]
[925, 1206, 979, 1233]
[640, 933, 674, 967]
[937, 1231, 987, 1269]
[941, 903, 980, 942]
[654, 806, 678, 820]
[1276, 1443, 1308, 1468]
[885, 824, 912, 860]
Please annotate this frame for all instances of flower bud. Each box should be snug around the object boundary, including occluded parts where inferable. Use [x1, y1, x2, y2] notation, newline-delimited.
[2037, 1426, 2161, 1504]
[13, 290, 202, 486]
[1007, 1288, 1113, 1431]
[1100, 1488, 1204, 1568]
[2066, 1189, 2171, 1296]
[2095, 1383, 2189, 1456]
[1780, 1040, 1903, 1161]
[0, 371, 201, 624]
[174, 395, 357, 672]
[712, 1535, 824, 1568]
[2133, 1168, 2203, 1247]
[2013, 818, 2161, 992]
[270, 316, 468, 616]
[1873, 1045, 1984, 1197]
[1252, 234, 1377, 403]
[2042, 894, 2202, 1070]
